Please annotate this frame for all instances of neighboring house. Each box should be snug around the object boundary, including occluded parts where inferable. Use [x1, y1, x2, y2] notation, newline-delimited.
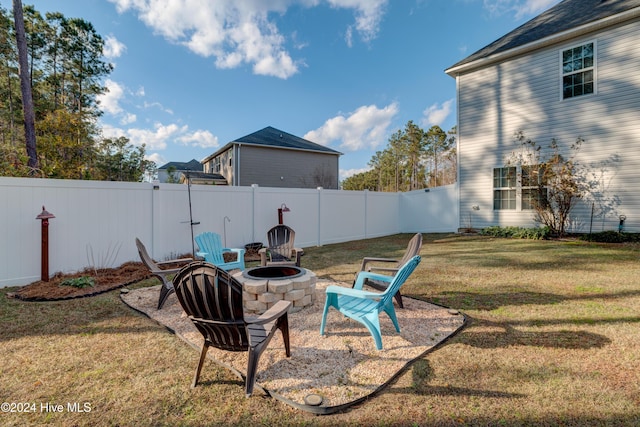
[177, 171, 227, 185]
[158, 159, 227, 185]
[446, 0, 640, 233]
[202, 126, 342, 189]
[157, 159, 203, 183]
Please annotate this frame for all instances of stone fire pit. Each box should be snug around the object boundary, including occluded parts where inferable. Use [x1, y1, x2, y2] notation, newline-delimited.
[233, 266, 317, 315]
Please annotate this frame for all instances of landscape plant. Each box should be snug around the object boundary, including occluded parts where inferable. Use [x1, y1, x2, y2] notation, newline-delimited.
[506, 131, 588, 237]
[59, 276, 95, 288]
[480, 225, 551, 239]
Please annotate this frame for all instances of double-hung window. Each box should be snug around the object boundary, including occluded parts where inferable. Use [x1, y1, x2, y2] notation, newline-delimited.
[494, 166, 547, 210]
[493, 167, 516, 210]
[562, 42, 595, 99]
[521, 165, 547, 210]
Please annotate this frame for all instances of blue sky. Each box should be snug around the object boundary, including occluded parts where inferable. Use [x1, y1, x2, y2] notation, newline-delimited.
[16, 0, 561, 180]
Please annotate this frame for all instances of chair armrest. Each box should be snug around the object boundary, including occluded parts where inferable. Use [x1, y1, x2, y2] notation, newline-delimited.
[231, 248, 246, 256]
[157, 257, 192, 266]
[258, 248, 268, 266]
[222, 248, 246, 260]
[326, 285, 382, 300]
[360, 256, 397, 272]
[292, 248, 304, 266]
[353, 271, 393, 290]
[195, 251, 207, 258]
[246, 300, 291, 325]
[152, 266, 183, 276]
[367, 266, 399, 274]
[223, 247, 245, 254]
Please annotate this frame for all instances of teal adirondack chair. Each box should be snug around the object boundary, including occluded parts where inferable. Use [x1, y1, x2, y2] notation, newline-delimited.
[194, 232, 245, 271]
[320, 255, 421, 350]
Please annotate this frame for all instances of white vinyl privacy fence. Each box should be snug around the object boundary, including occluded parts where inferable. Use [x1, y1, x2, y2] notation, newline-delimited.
[0, 177, 458, 287]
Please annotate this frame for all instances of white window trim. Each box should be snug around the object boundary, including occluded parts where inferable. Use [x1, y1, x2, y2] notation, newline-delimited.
[493, 167, 517, 211]
[559, 39, 597, 101]
[493, 166, 547, 211]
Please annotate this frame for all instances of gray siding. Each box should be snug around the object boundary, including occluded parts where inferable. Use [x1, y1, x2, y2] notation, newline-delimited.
[457, 18, 640, 232]
[238, 146, 339, 189]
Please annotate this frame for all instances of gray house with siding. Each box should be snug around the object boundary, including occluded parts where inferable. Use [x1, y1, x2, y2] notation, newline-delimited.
[446, 0, 640, 233]
[157, 159, 227, 185]
[202, 126, 342, 189]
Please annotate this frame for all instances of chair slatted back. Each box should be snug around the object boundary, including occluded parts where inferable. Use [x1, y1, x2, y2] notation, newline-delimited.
[378, 255, 421, 308]
[397, 233, 423, 267]
[195, 232, 225, 265]
[173, 262, 249, 352]
[136, 238, 161, 273]
[267, 225, 295, 261]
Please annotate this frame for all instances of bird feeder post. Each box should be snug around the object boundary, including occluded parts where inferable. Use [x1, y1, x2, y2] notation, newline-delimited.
[35, 206, 55, 282]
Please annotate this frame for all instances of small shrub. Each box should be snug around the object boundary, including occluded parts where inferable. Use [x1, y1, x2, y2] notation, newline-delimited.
[60, 276, 95, 288]
[580, 231, 640, 243]
[480, 226, 550, 240]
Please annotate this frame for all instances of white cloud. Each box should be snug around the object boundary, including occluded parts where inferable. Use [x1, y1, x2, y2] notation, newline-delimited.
[98, 79, 139, 125]
[108, 0, 389, 79]
[176, 130, 220, 149]
[101, 121, 219, 152]
[146, 152, 166, 167]
[143, 101, 174, 115]
[120, 112, 137, 125]
[304, 102, 398, 151]
[483, 0, 561, 19]
[421, 99, 454, 127]
[327, 0, 388, 44]
[103, 34, 127, 59]
[97, 79, 125, 115]
[340, 166, 371, 181]
[126, 123, 188, 150]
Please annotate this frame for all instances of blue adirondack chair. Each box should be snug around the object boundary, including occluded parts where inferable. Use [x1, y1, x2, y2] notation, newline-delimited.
[194, 232, 245, 271]
[320, 255, 421, 350]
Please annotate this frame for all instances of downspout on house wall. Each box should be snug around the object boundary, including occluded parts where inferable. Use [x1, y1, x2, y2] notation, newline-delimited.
[235, 144, 241, 186]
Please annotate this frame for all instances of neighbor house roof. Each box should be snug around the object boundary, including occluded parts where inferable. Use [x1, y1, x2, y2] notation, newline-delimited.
[202, 126, 341, 163]
[446, 0, 640, 76]
[178, 171, 227, 185]
[158, 159, 203, 171]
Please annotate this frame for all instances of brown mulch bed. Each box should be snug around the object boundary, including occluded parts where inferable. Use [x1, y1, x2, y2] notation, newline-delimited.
[10, 250, 263, 302]
[11, 262, 154, 301]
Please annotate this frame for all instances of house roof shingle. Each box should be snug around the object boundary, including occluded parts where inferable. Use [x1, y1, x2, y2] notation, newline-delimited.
[234, 126, 341, 155]
[179, 171, 227, 185]
[446, 0, 640, 75]
[158, 159, 203, 171]
[202, 126, 341, 163]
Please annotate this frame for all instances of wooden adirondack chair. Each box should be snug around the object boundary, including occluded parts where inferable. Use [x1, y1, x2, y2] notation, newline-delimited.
[352, 233, 423, 308]
[321, 255, 421, 350]
[258, 225, 303, 267]
[194, 232, 245, 271]
[172, 261, 291, 396]
[135, 238, 192, 309]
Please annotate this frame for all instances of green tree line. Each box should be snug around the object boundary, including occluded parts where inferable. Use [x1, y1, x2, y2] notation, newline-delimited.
[0, 3, 154, 181]
[342, 121, 456, 191]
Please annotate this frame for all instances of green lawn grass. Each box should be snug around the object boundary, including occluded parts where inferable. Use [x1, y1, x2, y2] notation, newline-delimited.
[1, 233, 639, 426]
